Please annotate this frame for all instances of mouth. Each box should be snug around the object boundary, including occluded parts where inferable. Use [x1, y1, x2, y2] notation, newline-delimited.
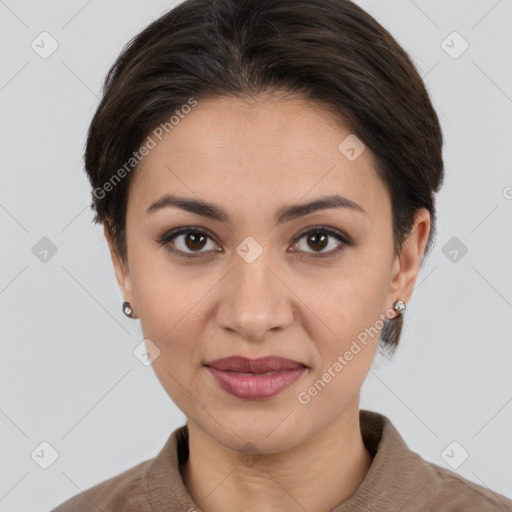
[204, 355, 307, 373]
[204, 356, 307, 400]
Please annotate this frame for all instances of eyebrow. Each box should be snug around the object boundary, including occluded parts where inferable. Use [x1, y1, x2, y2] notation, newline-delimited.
[146, 193, 367, 224]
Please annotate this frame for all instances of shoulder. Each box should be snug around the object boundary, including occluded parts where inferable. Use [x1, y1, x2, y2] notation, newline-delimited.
[50, 424, 189, 511]
[421, 459, 512, 511]
[358, 410, 512, 511]
[50, 458, 153, 512]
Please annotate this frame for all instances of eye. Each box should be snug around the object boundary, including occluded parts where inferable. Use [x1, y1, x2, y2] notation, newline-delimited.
[157, 225, 352, 260]
[157, 226, 221, 259]
[290, 226, 351, 258]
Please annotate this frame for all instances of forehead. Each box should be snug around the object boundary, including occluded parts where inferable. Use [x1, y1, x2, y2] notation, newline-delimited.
[129, 94, 389, 223]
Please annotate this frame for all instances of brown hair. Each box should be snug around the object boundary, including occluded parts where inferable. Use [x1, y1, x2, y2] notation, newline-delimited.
[85, 0, 444, 355]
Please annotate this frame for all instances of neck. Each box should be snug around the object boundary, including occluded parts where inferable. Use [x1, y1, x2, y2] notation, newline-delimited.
[180, 402, 373, 512]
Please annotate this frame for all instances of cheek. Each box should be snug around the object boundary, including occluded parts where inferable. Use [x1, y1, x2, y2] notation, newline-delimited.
[130, 261, 220, 387]
[133, 267, 209, 405]
[136, 277, 208, 348]
[302, 254, 391, 368]
[298, 285, 384, 415]
[129, 242, 206, 333]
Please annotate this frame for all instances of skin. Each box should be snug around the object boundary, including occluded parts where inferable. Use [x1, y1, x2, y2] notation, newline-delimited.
[105, 92, 430, 512]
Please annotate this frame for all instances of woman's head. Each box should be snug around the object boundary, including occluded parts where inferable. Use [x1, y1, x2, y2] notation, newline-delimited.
[85, 0, 443, 450]
[86, 0, 444, 354]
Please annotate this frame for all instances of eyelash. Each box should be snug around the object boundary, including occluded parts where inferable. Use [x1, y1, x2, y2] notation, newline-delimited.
[157, 225, 352, 261]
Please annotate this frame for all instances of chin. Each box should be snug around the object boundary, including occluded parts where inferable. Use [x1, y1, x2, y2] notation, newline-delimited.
[200, 408, 312, 455]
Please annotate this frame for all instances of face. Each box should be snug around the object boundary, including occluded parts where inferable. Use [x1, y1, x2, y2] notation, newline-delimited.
[107, 93, 430, 454]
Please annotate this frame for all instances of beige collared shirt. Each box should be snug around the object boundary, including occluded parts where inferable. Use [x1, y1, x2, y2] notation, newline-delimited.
[51, 409, 512, 511]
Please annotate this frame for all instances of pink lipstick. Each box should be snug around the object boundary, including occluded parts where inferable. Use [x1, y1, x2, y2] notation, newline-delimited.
[204, 356, 307, 400]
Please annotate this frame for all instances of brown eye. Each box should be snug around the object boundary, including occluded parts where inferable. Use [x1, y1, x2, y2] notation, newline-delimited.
[305, 232, 329, 251]
[291, 226, 351, 258]
[157, 225, 351, 260]
[183, 232, 208, 251]
[157, 227, 220, 259]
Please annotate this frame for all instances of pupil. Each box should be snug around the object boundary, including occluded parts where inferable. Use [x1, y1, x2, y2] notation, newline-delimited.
[308, 233, 327, 251]
[186, 233, 207, 251]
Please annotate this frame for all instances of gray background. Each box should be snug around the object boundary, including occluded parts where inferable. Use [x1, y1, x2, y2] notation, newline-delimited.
[1, 0, 511, 510]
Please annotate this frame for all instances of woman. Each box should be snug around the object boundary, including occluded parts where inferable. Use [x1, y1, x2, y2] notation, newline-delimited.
[52, 0, 512, 510]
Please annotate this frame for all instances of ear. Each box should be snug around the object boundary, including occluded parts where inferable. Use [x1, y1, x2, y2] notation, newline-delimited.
[103, 224, 136, 316]
[387, 208, 431, 312]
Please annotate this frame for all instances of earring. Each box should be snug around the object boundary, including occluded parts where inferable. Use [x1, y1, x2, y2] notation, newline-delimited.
[393, 299, 406, 315]
[122, 301, 133, 318]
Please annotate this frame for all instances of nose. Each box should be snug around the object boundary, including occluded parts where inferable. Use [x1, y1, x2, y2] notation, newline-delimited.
[215, 252, 295, 342]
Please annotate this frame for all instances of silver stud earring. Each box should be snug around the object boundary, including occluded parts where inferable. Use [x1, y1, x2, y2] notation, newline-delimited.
[122, 301, 133, 318]
[393, 299, 406, 315]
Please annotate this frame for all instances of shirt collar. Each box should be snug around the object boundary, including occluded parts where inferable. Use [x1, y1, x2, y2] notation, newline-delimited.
[145, 409, 436, 512]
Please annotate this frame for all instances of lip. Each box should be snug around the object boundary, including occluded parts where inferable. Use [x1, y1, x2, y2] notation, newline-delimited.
[204, 356, 307, 400]
[205, 356, 306, 373]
